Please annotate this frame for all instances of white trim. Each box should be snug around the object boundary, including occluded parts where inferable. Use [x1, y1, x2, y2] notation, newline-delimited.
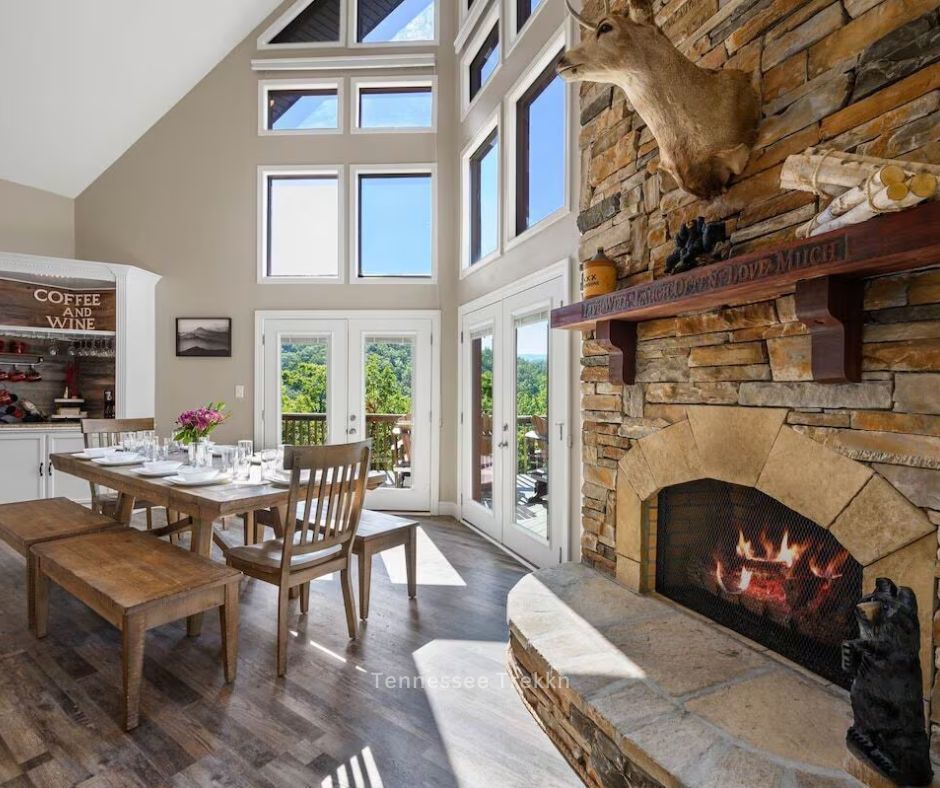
[457, 258, 569, 314]
[349, 0, 440, 48]
[503, 25, 572, 249]
[253, 308, 441, 514]
[438, 501, 459, 519]
[256, 0, 344, 50]
[507, 0, 553, 54]
[257, 164, 346, 285]
[455, 0, 495, 52]
[349, 163, 437, 284]
[251, 53, 436, 72]
[350, 75, 437, 133]
[459, 110, 501, 274]
[459, 4, 501, 118]
[258, 78, 343, 136]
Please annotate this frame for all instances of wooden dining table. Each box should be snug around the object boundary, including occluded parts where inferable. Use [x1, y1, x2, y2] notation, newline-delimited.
[50, 452, 385, 635]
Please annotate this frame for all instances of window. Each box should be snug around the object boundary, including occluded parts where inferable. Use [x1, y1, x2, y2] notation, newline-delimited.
[469, 25, 499, 102]
[515, 54, 566, 235]
[263, 86, 338, 132]
[356, 171, 433, 278]
[262, 170, 341, 279]
[516, 0, 543, 32]
[357, 85, 433, 129]
[267, 0, 341, 45]
[357, 0, 435, 43]
[469, 130, 499, 264]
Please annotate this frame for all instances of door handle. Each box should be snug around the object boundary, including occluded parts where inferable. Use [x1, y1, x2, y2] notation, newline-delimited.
[497, 441, 508, 448]
[39, 462, 44, 477]
[348, 428, 358, 435]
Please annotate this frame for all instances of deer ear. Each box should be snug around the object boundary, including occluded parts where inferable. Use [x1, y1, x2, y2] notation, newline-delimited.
[714, 143, 751, 176]
[626, 0, 654, 24]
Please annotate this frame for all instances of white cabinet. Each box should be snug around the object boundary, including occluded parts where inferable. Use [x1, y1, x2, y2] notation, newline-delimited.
[0, 433, 45, 503]
[0, 429, 88, 504]
[47, 433, 90, 501]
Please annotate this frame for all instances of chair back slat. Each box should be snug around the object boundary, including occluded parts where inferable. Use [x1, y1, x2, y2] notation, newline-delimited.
[80, 417, 156, 510]
[281, 440, 371, 572]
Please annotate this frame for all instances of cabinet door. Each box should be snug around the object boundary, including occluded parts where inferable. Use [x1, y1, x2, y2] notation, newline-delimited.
[47, 433, 91, 502]
[0, 434, 45, 503]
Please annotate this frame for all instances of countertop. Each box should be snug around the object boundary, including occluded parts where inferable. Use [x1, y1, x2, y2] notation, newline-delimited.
[0, 421, 82, 431]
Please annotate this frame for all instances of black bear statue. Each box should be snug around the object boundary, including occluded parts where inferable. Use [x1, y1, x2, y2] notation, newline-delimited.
[664, 217, 730, 275]
[842, 577, 933, 786]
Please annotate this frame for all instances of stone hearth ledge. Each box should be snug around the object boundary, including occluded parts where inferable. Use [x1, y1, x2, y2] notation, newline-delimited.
[507, 563, 863, 787]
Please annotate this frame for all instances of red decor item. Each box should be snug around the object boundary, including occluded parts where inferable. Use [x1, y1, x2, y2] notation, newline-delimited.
[8, 367, 26, 382]
[25, 367, 42, 382]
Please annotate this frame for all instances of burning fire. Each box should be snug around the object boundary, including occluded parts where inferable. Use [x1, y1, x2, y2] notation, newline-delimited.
[714, 527, 849, 609]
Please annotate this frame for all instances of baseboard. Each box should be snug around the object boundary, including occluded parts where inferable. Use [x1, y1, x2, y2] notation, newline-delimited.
[438, 501, 459, 519]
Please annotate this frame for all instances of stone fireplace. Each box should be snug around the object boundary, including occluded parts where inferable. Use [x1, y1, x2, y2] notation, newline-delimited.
[615, 406, 936, 696]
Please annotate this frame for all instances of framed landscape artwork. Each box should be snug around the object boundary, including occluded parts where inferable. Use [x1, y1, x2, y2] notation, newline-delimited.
[176, 317, 232, 357]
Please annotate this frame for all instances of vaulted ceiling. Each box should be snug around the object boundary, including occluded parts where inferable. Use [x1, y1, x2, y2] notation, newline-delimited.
[0, 0, 283, 198]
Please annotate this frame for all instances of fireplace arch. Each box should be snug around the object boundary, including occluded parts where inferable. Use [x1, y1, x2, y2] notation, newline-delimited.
[614, 406, 936, 693]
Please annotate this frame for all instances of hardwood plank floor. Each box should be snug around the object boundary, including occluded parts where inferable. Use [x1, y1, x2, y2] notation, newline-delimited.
[0, 515, 578, 788]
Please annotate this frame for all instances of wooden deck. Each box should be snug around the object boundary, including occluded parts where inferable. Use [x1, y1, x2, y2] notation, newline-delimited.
[0, 514, 576, 787]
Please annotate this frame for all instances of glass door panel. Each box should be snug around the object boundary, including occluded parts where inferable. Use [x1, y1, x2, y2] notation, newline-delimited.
[471, 331, 494, 510]
[511, 312, 549, 540]
[261, 319, 347, 450]
[363, 335, 415, 490]
[279, 335, 330, 446]
[349, 319, 432, 511]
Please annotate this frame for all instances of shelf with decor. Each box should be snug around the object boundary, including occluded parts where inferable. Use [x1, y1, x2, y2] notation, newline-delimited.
[551, 200, 940, 385]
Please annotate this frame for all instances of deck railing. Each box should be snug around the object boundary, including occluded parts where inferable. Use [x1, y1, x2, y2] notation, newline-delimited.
[281, 412, 405, 472]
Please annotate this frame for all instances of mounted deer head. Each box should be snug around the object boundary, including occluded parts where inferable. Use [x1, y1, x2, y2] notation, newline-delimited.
[558, 0, 760, 199]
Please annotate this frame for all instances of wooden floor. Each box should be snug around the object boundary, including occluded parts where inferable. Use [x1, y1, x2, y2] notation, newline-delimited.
[0, 515, 577, 788]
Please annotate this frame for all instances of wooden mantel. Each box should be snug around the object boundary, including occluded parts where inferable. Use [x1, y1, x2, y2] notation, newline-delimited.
[552, 200, 940, 384]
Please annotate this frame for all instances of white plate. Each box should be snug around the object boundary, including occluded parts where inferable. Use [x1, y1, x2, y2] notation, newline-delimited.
[72, 448, 115, 459]
[133, 462, 183, 478]
[211, 444, 236, 456]
[263, 470, 311, 487]
[166, 472, 232, 487]
[92, 453, 144, 466]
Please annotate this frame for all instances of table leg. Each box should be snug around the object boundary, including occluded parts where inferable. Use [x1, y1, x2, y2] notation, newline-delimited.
[406, 526, 417, 600]
[220, 581, 239, 683]
[26, 555, 37, 632]
[358, 549, 372, 620]
[187, 515, 213, 636]
[122, 614, 146, 731]
[33, 558, 49, 638]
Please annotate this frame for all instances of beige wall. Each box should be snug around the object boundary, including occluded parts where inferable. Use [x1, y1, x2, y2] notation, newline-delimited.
[75, 2, 460, 502]
[0, 178, 75, 257]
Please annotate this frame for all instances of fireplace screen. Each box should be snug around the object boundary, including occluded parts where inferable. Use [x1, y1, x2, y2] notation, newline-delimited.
[656, 479, 862, 688]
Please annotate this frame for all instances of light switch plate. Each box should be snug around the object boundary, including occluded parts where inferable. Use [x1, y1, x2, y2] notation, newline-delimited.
[235, 385, 245, 399]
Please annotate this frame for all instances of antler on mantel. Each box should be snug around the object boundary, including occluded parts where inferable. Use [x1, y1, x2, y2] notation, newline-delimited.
[557, 0, 760, 199]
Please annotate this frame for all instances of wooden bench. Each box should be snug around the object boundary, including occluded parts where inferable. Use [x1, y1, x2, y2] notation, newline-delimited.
[32, 529, 242, 730]
[0, 498, 119, 631]
[352, 510, 418, 620]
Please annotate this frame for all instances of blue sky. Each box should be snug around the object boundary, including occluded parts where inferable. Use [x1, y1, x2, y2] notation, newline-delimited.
[363, 0, 435, 42]
[526, 76, 565, 228]
[273, 94, 337, 130]
[361, 91, 432, 128]
[360, 175, 432, 276]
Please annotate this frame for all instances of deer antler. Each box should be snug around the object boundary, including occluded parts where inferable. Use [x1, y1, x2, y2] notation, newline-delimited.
[565, 0, 594, 30]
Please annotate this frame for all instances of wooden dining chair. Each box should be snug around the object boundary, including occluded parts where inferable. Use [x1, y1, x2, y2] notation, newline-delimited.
[81, 418, 161, 529]
[225, 440, 371, 676]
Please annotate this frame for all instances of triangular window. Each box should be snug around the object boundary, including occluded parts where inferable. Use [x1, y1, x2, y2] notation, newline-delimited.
[267, 0, 341, 45]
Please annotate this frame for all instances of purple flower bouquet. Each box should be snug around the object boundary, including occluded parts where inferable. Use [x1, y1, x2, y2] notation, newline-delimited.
[173, 401, 229, 445]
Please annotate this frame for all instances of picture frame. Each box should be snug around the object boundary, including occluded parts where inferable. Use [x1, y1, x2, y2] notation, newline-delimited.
[175, 317, 232, 357]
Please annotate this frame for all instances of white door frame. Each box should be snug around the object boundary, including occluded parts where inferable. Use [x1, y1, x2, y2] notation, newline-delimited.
[254, 309, 442, 514]
[457, 259, 572, 566]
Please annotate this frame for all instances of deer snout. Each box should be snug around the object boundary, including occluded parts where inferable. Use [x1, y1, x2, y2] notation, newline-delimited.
[556, 54, 580, 80]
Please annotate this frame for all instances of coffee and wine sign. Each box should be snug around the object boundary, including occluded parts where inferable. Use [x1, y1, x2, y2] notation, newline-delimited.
[0, 278, 116, 332]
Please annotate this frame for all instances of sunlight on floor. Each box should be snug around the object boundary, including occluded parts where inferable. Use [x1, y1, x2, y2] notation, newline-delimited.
[319, 745, 384, 788]
[410, 639, 577, 786]
[379, 526, 466, 587]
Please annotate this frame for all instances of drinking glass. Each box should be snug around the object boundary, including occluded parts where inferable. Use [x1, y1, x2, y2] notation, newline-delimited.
[234, 441, 252, 481]
[218, 446, 235, 475]
[237, 439, 253, 458]
[260, 449, 278, 479]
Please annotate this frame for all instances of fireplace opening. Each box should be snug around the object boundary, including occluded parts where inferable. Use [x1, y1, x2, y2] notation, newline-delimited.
[655, 479, 862, 688]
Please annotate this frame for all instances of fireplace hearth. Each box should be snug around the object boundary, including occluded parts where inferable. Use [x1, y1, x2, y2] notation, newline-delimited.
[656, 479, 862, 687]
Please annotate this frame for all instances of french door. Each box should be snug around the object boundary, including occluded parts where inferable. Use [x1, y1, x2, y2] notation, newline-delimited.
[259, 313, 436, 511]
[460, 275, 569, 567]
